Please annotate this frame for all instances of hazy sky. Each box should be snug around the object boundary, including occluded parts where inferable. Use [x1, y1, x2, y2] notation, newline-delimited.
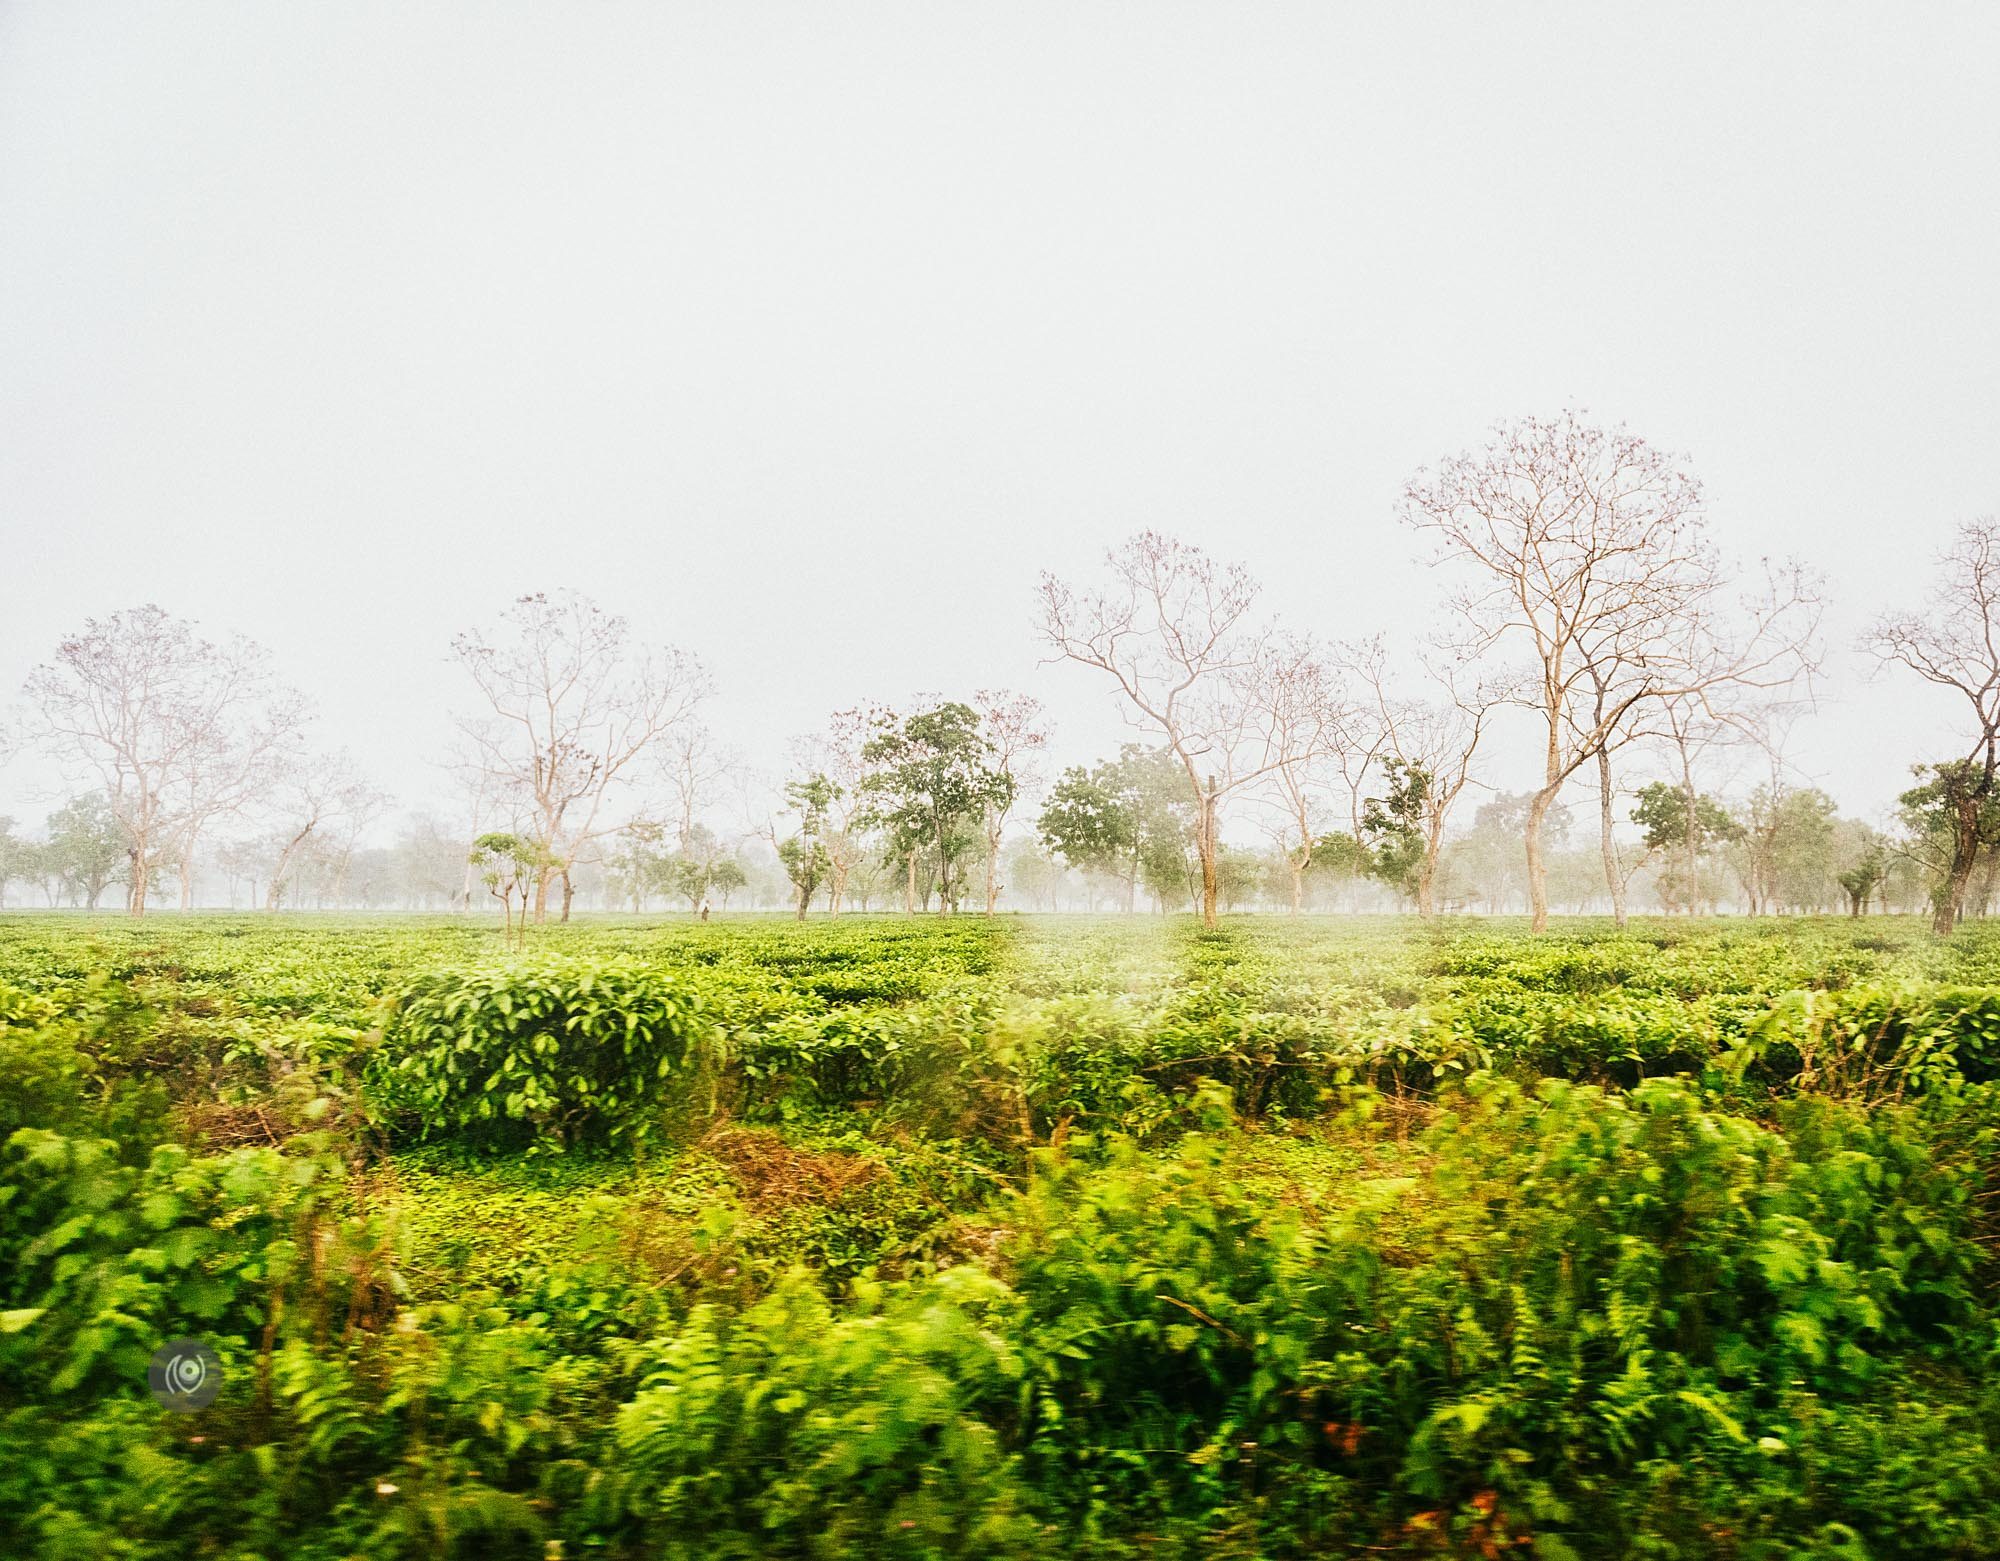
[3, 3, 1997, 835]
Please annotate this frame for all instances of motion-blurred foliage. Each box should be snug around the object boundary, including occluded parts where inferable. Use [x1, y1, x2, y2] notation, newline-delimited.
[4, 911, 2000, 1556]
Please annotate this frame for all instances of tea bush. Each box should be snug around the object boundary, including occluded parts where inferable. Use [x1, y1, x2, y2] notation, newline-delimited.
[4, 910, 2000, 1556]
[369, 957, 714, 1151]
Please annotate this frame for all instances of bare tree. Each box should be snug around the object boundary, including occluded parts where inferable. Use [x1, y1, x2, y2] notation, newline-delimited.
[657, 721, 738, 856]
[651, 720, 744, 917]
[1404, 413, 1818, 931]
[1351, 640, 1501, 918]
[451, 591, 708, 922]
[163, 680, 306, 910]
[797, 704, 895, 917]
[972, 689, 1050, 915]
[23, 605, 306, 916]
[1872, 518, 2000, 934]
[1243, 635, 1349, 915]
[1036, 532, 1301, 927]
[261, 754, 388, 909]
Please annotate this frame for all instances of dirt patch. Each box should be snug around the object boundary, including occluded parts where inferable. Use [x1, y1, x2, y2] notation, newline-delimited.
[697, 1124, 878, 1209]
[178, 1099, 292, 1148]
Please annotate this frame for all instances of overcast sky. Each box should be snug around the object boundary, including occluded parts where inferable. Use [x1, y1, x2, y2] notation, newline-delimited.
[3, 2, 1996, 837]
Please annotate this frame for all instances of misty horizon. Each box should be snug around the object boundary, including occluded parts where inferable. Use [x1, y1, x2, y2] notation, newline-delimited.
[4, 4, 1996, 912]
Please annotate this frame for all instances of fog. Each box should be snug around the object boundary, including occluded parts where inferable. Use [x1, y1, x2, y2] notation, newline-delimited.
[3, 4, 1996, 913]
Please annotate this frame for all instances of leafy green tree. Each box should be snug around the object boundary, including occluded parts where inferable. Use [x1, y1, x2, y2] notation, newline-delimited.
[1897, 762, 2000, 925]
[1039, 763, 1138, 904]
[0, 817, 21, 909]
[1037, 746, 1195, 912]
[705, 856, 748, 908]
[1631, 780, 1742, 913]
[1213, 844, 1265, 912]
[1360, 758, 1429, 904]
[858, 704, 1011, 915]
[1838, 846, 1887, 918]
[1438, 792, 1579, 913]
[468, 831, 548, 945]
[1003, 837, 1066, 910]
[604, 819, 671, 911]
[44, 793, 128, 910]
[1302, 829, 1371, 907]
[1732, 785, 1843, 913]
[775, 774, 836, 919]
[667, 823, 740, 913]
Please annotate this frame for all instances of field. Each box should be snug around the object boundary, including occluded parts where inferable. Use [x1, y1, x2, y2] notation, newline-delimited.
[4, 911, 2000, 1559]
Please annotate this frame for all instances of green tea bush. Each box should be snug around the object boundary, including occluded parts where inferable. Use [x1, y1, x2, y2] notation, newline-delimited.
[605, 1270, 1037, 1558]
[371, 958, 713, 1152]
[7, 912, 2000, 1556]
[0, 1127, 359, 1404]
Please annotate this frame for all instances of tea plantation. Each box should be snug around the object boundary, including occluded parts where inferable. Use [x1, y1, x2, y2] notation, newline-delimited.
[4, 912, 2000, 1557]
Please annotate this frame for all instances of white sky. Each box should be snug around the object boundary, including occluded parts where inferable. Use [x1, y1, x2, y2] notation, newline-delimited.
[3, 2, 1997, 836]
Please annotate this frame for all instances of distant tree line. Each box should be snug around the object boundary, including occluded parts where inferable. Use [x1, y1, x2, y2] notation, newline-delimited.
[5, 412, 1997, 932]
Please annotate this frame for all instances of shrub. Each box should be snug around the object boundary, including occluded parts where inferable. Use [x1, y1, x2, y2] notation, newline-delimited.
[370, 958, 714, 1152]
[606, 1270, 1038, 1558]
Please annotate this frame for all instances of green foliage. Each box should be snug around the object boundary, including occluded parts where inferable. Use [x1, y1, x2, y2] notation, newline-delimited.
[608, 1270, 1036, 1556]
[1631, 780, 1744, 853]
[42, 792, 129, 910]
[5, 912, 2000, 1556]
[775, 773, 837, 915]
[1361, 757, 1430, 901]
[858, 703, 1013, 912]
[1037, 745, 1194, 910]
[372, 958, 712, 1151]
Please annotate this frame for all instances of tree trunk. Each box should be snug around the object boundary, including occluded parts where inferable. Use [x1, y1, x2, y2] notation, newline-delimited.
[128, 840, 148, 917]
[1524, 785, 1559, 934]
[1682, 769, 1700, 917]
[905, 851, 917, 915]
[1938, 796, 1982, 935]
[1596, 749, 1625, 928]
[936, 819, 951, 915]
[1198, 778, 1220, 928]
[985, 821, 1002, 916]
[1418, 812, 1447, 921]
[559, 869, 575, 922]
[1289, 860, 1304, 916]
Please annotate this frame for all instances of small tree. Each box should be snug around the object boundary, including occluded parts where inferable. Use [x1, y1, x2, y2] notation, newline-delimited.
[470, 832, 544, 947]
[773, 774, 836, 919]
[1347, 638, 1500, 918]
[1631, 781, 1742, 914]
[1872, 520, 2000, 934]
[1360, 758, 1430, 905]
[1037, 533, 1305, 927]
[41, 793, 128, 909]
[1838, 847, 1887, 919]
[1037, 746, 1194, 912]
[452, 591, 707, 923]
[856, 703, 1010, 916]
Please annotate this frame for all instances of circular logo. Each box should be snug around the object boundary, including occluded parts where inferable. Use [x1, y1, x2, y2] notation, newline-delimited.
[147, 1338, 222, 1411]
